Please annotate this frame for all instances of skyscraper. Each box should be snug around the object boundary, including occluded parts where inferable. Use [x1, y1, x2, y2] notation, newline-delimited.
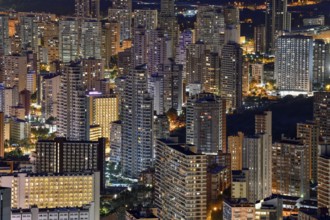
[102, 21, 121, 67]
[318, 144, 330, 213]
[228, 132, 244, 170]
[196, 5, 225, 52]
[275, 35, 313, 93]
[80, 19, 102, 59]
[314, 92, 330, 141]
[121, 64, 153, 178]
[155, 139, 207, 219]
[58, 61, 89, 140]
[18, 15, 39, 51]
[75, 0, 100, 19]
[242, 111, 272, 203]
[59, 17, 80, 63]
[133, 10, 158, 30]
[254, 25, 266, 54]
[313, 39, 330, 89]
[220, 42, 243, 112]
[0, 15, 10, 55]
[131, 26, 148, 68]
[82, 58, 104, 91]
[265, 0, 291, 53]
[186, 41, 206, 85]
[90, 93, 118, 140]
[272, 138, 310, 199]
[3, 55, 27, 93]
[186, 92, 226, 154]
[157, 59, 183, 113]
[108, 0, 132, 41]
[243, 135, 272, 203]
[297, 122, 319, 183]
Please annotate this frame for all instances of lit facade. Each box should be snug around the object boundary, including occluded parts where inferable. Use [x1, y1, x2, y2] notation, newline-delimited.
[186, 93, 226, 154]
[133, 10, 158, 30]
[121, 65, 153, 178]
[155, 139, 207, 220]
[313, 92, 330, 142]
[223, 199, 255, 220]
[272, 138, 310, 199]
[228, 132, 244, 171]
[91, 94, 118, 139]
[318, 144, 330, 213]
[297, 122, 319, 183]
[0, 172, 100, 220]
[41, 73, 61, 119]
[220, 42, 243, 112]
[57, 61, 89, 141]
[0, 14, 10, 55]
[3, 55, 27, 93]
[275, 35, 313, 93]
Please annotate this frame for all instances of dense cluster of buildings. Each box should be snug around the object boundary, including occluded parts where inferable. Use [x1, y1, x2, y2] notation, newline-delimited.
[0, 0, 329, 219]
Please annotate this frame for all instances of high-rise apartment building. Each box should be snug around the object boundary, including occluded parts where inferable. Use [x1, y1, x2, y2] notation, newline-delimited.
[186, 93, 226, 154]
[220, 42, 243, 112]
[275, 35, 314, 93]
[313, 39, 330, 88]
[82, 58, 104, 91]
[318, 144, 330, 213]
[254, 25, 266, 54]
[147, 28, 170, 76]
[228, 132, 244, 170]
[109, 121, 122, 164]
[243, 134, 272, 203]
[175, 29, 195, 74]
[297, 122, 319, 183]
[313, 92, 330, 141]
[41, 73, 61, 119]
[157, 59, 183, 113]
[133, 10, 158, 30]
[36, 137, 106, 190]
[250, 63, 264, 85]
[112, 0, 132, 11]
[3, 55, 27, 93]
[18, 15, 39, 51]
[0, 172, 100, 220]
[131, 26, 148, 67]
[121, 64, 153, 178]
[272, 138, 310, 199]
[108, 9, 132, 41]
[90, 93, 118, 140]
[59, 17, 80, 63]
[81, 19, 101, 59]
[0, 15, 10, 55]
[57, 61, 89, 141]
[155, 139, 207, 220]
[204, 51, 221, 94]
[265, 0, 291, 53]
[196, 5, 225, 53]
[75, 0, 100, 19]
[186, 41, 206, 85]
[102, 21, 121, 67]
[158, 0, 178, 57]
[241, 111, 272, 203]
